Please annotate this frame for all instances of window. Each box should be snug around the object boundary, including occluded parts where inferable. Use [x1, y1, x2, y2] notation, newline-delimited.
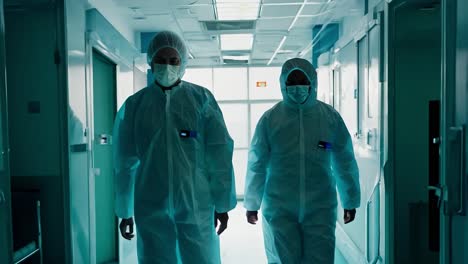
[213, 68, 248, 100]
[187, 66, 283, 197]
[219, 104, 249, 149]
[183, 68, 213, 91]
[250, 103, 277, 139]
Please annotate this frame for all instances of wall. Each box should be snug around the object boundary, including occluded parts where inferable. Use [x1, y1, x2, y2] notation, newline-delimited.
[65, 0, 91, 262]
[65, 1, 139, 263]
[86, 0, 136, 46]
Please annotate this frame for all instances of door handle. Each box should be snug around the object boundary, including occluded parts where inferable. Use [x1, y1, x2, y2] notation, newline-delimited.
[444, 126, 466, 216]
[0, 190, 5, 206]
[428, 185, 444, 208]
[0, 149, 5, 171]
[96, 134, 112, 145]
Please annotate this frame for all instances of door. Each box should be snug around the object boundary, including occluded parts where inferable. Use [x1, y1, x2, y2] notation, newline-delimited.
[92, 50, 117, 264]
[356, 15, 383, 263]
[440, 0, 468, 263]
[0, 0, 13, 262]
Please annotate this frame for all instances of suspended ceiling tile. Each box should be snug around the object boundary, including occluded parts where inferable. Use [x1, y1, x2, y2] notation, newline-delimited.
[184, 33, 215, 41]
[262, 0, 303, 3]
[253, 35, 283, 55]
[113, 0, 170, 8]
[189, 40, 219, 52]
[113, 0, 202, 8]
[260, 5, 301, 17]
[293, 16, 322, 28]
[306, 0, 330, 3]
[251, 50, 274, 60]
[188, 57, 221, 67]
[177, 17, 203, 32]
[256, 17, 294, 31]
[301, 3, 328, 16]
[130, 14, 174, 31]
[188, 5, 216, 20]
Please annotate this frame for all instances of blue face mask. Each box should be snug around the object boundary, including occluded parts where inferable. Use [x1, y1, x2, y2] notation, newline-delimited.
[286, 85, 310, 104]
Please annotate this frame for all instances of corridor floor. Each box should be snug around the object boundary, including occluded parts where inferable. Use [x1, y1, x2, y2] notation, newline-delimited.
[120, 202, 348, 264]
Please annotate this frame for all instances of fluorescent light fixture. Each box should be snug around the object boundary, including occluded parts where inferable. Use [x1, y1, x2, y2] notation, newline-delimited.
[222, 55, 250, 61]
[220, 34, 254, 51]
[268, 36, 287, 65]
[216, 0, 260, 20]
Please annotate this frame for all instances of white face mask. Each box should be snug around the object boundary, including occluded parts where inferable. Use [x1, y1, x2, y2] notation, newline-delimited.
[286, 85, 310, 104]
[153, 64, 181, 87]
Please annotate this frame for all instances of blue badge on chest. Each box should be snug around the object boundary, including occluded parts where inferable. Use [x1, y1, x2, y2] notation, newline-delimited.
[180, 130, 198, 138]
[318, 141, 332, 150]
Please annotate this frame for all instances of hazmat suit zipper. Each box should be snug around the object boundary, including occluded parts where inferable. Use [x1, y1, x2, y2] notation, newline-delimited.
[165, 90, 175, 216]
[299, 108, 305, 222]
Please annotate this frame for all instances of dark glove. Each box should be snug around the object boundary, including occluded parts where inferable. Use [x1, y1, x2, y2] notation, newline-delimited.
[119, 217, 135, 240]
[344, 209, 356, 224]
[246, 210, 258, 225]
[214, 212, 229, 235]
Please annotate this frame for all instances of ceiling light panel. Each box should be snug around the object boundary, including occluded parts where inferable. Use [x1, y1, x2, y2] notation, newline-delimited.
[260, 5, 301, 17]
[220, 34, 254, 51]
[216, 0, 261, 20]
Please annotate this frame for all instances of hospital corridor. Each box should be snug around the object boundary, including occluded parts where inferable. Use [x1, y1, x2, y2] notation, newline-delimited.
[0, 0, 467, 263]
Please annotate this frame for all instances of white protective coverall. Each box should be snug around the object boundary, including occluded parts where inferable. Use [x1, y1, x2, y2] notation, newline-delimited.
[244, 58, 361, 264]
[113, 31, 237, 264]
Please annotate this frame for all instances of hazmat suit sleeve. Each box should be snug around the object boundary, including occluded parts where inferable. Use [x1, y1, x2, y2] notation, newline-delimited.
[204, 94, 237, 213]
[332, 115, 361, 210]
[113, 102, 140, 219]
[244, 115, 270, 211]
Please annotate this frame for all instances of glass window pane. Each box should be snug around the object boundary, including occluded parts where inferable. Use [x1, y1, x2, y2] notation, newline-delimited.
[233, 149, 248, 196]
[317, 66, 332, 105]
[249, 67, 283, 100]
[219, 103, 248, 148]
[213, 68, 248, 100]
[250, 103, 277, 141]
[183, 68, 213, 91]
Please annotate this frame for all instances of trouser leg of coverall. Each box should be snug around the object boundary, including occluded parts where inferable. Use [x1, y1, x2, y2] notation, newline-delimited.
[263, 211, 302, 264]
[301, 207, 337, 264]
[176, 220, 221, 264]
[135, 213, 177, 264]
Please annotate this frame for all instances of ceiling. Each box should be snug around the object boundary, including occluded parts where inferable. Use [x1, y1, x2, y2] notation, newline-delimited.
[91, 0, 363, 67]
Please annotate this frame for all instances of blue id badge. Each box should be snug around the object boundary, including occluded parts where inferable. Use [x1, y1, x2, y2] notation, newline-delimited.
[318, 141, 332, 150]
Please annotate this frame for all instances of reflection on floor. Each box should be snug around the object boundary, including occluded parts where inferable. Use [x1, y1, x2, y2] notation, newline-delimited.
[220, 202, 348, 264]
[119, 202, 348, 263]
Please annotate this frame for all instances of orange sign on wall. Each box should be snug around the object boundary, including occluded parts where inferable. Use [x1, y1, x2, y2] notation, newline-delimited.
[256, 81, 267, 88]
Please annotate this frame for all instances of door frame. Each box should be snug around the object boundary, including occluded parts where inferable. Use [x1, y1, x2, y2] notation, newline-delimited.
[85, 31, 130, 264]
[0, 0, 13, 261]
[440, 0, 468, 263]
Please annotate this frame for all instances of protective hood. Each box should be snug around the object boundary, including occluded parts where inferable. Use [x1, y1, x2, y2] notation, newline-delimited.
[147, 30, 189, 79]
[280, 58, 318, 109]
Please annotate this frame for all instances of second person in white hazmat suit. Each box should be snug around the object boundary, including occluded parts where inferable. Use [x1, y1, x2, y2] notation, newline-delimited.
[113, 31, 237, 264]
[244, 58, 361, 263]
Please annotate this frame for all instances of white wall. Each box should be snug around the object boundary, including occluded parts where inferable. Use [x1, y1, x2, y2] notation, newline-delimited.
[86, 0, 136, 46]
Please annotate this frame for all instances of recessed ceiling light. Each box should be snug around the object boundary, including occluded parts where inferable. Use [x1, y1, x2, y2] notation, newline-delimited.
[220, 34, 254, 51]
[216, 0, 261, 20]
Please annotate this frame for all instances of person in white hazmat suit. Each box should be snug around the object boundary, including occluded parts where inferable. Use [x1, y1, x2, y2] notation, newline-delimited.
[113, 31, 237, 264]
[244, 58, 361, 263]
